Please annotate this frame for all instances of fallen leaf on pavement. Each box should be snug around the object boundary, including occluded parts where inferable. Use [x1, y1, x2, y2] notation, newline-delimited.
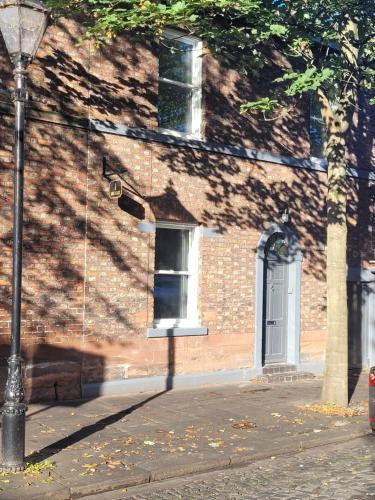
[208, 440, 224, 448]
[232, 420, 257, 429]
[293, 418, 305, 425]
[334, 420, 349, 427]
[299, 403, 366, 417]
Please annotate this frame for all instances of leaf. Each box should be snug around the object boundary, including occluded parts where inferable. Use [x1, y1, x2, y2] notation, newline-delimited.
[143, 440, 155, 446]
[241, 97, 279, 114]
[299, 403, 366, 417]
[275, 67, 335, 96]
[208, 440, 224, 448]
[334, 420, 349, 427]
[232, 420, 257, 429]
[269, 24, 287, 37]
[293, 418, 305, 425]
[271, 412, 281, 417]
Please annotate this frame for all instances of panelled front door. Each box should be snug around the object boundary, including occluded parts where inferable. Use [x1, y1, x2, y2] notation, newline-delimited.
[263, 233, 289, 364]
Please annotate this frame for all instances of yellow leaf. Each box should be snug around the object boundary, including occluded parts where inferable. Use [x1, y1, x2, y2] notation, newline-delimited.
[293, 419, 305, 425]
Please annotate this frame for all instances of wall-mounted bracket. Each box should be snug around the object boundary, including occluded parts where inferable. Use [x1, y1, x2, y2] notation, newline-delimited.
[102, 157, 128, 181]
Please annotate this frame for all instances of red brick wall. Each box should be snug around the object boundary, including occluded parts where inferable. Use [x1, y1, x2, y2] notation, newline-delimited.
[0, 19, 373, 401]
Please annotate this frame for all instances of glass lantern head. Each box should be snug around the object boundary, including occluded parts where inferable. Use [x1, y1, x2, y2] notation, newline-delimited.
[0, 0, 49, 63]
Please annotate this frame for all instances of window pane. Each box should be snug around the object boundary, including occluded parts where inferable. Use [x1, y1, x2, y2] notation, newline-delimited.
[159, 37, 193, 84]
[310, 118, 325, 158]
[154, 275, 188, 319]
[155, 228, 189, 272]
[158, 81, 192, 133]
[310, 94, 325, 158]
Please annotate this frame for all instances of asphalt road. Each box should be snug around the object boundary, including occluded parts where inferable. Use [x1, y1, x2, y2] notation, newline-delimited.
[95, 435, 375, 499]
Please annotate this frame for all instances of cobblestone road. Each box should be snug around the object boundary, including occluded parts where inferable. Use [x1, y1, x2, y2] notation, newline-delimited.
[98, 435, 375, 499]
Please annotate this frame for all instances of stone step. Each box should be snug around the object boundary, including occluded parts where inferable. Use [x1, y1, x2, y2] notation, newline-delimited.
[262, 364, 297, 375]
[254, 371, 316, 384]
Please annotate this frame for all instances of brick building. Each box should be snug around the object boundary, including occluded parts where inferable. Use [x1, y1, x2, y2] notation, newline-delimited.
[0, 19, 374, 402]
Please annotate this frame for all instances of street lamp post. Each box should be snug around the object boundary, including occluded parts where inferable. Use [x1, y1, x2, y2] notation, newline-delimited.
[0, 0, 49, 471]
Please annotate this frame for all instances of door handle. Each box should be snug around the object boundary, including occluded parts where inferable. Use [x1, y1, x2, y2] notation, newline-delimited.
[266, 320, 276, 326]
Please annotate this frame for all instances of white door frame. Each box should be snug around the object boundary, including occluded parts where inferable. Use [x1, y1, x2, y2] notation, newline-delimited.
[254, 224, 303, 369]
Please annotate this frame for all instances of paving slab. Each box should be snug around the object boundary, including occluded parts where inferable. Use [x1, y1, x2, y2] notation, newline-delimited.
[0, 375, 371, 499]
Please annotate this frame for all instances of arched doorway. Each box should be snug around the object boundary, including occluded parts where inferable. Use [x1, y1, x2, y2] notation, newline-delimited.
[255, 224, 302, 370]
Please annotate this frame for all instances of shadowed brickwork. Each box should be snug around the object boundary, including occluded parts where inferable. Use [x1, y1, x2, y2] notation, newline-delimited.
[0, 19, 374, 402]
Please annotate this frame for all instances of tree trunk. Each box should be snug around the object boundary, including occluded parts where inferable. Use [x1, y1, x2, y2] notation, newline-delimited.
[319, 19, 359, 406]
[320, 96, 353, 406]
[322, 127, 348, 406]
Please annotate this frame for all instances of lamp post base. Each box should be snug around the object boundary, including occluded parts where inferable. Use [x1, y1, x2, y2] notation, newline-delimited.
[0, 402, 27, 472]
[0, 464, 26, 473]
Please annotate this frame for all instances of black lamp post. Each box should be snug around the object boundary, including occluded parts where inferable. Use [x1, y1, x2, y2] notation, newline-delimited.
[0, 0, 49, 471]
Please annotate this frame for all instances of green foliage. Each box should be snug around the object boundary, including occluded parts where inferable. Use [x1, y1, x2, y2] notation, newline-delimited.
[46, 0, 375, 109]
[240, 97, 279, 114]
[274, 68, 335, 96]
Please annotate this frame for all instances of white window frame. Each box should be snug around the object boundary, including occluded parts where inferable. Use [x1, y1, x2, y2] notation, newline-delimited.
[158, 28, 203, 139]
[153, 221, 200, 329]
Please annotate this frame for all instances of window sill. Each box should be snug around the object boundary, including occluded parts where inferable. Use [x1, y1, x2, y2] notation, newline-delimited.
[147, 326, 208, 338]
[157, 127, 201, 141]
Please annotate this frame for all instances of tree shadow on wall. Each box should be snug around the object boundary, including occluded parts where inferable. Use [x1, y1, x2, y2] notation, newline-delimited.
[0, 16, 374, 410]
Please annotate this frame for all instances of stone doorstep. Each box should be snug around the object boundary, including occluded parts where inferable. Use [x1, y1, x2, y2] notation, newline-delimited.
[254, 371, 315, 384]
[262, 364, 297, 375]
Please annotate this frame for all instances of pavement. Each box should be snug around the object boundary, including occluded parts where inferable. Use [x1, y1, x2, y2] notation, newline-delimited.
[0, 373, 372, 499]
[96, 436, 375, 499]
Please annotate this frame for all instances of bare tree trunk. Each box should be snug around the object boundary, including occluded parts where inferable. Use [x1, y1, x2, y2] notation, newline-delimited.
[322, 125, 348, 406]
[318, 17, 358, 406]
